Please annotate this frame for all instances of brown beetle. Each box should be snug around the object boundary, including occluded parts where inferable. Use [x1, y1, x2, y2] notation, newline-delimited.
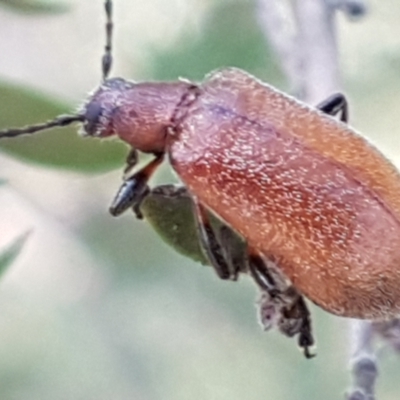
[1, 0, 400, 358]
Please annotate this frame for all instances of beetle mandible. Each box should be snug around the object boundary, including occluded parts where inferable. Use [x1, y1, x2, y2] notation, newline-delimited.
[1, 0, 400, 357]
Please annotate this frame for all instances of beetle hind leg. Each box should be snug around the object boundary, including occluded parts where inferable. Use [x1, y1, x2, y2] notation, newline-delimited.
[138, 188, 315, 357]
[280, 294, 315, 358]
[250, 252, 315, 358]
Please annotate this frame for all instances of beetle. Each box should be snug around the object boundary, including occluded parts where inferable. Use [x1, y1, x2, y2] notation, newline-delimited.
[1, 0, 400, 358]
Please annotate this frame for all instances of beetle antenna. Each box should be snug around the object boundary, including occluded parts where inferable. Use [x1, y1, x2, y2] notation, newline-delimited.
[102, 0, 113, 81]
[0, 114, 85, 138]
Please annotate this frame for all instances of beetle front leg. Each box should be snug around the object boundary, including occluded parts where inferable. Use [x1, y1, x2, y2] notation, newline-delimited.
[123, 148, 139, 175]
[109, 153, 164, 217]
[192, 200, 239, 280]
[316, 93, 349, 123]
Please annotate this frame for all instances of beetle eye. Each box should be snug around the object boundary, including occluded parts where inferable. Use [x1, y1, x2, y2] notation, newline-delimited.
[83, 102, 103, 136]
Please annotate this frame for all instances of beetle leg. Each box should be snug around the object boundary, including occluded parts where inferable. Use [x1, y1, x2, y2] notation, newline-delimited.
[123, 148, 139, 175]
[248, 253, 280, 298]
[316, 93, 349, 123]
[192, 200, 236, 280]
[249, 252, 315, 358]
[279, 294, 315, 359]
[258, 286, 315, 359]
[218, 225, 247, 278]
[294, 297, 315, 359]
[109, 153, 164, 217]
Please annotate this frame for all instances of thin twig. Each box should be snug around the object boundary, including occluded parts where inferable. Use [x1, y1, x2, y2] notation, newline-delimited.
[373, 319, 400, 353]
[347, 320, 378, 400]
[255, 0, 302, 94]
[293, 0, 340, 104]
[327, 0, 368, 19]
[256, 0, 367, 102]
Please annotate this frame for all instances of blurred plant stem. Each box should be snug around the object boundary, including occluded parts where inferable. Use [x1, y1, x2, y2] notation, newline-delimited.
[256, 0, 340, 102]
[348, 320, 377, 400]
[256, 0, 367, 102]
[255, 1, 381, 399]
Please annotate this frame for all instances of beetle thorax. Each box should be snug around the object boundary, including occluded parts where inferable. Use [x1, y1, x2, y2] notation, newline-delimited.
[80, 78, 192, 153]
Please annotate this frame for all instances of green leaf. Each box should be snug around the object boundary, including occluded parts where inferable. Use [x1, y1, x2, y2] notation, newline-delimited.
[0, 231, 31, 277]
[141, 185, 208, 265]
[0, 0, 69, 14]
[0, 81, 128, 172]
[141, 185, 245, 268]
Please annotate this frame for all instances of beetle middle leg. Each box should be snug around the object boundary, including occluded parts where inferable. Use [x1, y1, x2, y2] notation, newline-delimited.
[249, 251, 315, 358]
[317, 93, 349, 123]
[109, 152, 164, 218]
[192, 199, 241, 280]
[138, 187, 315, 357]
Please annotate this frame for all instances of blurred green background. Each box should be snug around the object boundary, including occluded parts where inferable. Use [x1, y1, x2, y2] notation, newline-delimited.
[0, 0, 400, 399]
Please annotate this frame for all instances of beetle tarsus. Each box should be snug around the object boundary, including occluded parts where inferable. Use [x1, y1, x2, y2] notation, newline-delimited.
[317, 93, 349, 123]
[132, 201, 145, 220]
[292, 295, 315, 359]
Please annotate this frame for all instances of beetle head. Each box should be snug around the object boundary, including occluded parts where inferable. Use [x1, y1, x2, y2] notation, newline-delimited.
[80, 78, 131, 139]
[0, 77, 191, 155]
[80, 77, 191, 154]
[0, 1, 192, 154]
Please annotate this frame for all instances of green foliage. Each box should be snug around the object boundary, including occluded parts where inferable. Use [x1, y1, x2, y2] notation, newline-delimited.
[141, 185, 246, 269]
[141, 186, 208, 265]
[0, 0, 69, 14]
